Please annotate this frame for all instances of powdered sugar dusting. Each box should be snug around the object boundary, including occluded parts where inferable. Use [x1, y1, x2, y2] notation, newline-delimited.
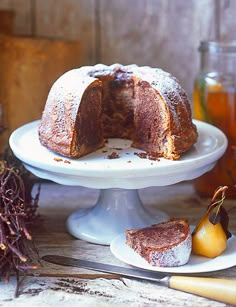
[68, 63, 192, 133]
[149, 233, 192, 267]
[82, 63, 192, 131]
[38, 63, 197, 158]
[38, 69, 100, 156]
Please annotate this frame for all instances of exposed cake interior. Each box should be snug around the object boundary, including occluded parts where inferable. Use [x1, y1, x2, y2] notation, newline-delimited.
[95, 70, 169, 155]
[71, 84, 104, 157]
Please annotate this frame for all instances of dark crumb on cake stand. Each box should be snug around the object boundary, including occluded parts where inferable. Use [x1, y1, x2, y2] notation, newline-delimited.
[53, 157, 71, 164]
[134, 152, 160, 161]
[107, 152, 120, 159]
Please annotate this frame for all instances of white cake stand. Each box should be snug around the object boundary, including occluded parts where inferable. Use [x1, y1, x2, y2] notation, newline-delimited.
[9, 120, 227, 245]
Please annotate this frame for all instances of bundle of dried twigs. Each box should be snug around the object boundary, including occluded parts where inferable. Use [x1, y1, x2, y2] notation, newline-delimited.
[0, 150, 40, 297]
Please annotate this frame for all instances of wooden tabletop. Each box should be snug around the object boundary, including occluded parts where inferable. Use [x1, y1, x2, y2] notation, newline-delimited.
[0, 182, 235, 306]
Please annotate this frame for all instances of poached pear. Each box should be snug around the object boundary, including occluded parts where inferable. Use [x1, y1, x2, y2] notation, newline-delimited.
[192, 186, 231, 258]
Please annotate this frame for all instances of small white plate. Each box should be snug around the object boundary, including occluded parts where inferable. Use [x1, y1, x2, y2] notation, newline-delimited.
[110, 233, 236, 274]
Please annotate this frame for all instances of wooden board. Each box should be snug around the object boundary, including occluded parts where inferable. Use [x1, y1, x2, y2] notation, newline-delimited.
[33, 213, 123, 279]
[0, 35, 82, 150]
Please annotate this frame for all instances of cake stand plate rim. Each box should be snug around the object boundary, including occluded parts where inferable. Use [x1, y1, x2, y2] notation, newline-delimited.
[9, 119, 227, 188]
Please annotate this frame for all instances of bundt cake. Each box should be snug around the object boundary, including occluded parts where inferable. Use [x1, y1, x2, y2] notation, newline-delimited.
[38, 64, 198, 159]
[126, 218, 192, 267]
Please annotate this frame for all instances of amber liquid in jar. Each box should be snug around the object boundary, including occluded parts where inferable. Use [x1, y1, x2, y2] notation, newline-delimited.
[193, 75, 236, 198]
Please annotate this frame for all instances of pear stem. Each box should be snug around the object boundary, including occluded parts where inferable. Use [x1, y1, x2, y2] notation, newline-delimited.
[192, 186, 228, 235]
[210, 186, 228, 204]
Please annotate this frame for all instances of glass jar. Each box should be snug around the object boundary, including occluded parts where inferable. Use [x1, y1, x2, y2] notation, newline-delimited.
[193, 41, 236, 198]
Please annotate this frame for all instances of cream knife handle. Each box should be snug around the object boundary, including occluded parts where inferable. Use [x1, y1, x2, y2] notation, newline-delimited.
[169, 276, 236, 305]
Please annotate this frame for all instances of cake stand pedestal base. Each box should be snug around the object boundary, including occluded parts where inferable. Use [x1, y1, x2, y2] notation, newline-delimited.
[66, 188, 168, 245]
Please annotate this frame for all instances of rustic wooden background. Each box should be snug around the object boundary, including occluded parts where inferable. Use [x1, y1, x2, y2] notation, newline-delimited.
[0, 0, 235, 147]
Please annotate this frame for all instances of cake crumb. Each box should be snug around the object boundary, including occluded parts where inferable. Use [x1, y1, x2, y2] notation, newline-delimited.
[134, 152, 160, 161]
[134, 152, 147, 159]
[64, 160, 71, 164]
[54, 157, 63, 162]
[107, 152, 120, 159]
[147, 153, 160, 161]
[53, 157, 72, 164]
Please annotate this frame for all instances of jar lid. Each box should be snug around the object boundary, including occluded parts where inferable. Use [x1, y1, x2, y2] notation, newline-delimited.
[199, 41, 236, 53]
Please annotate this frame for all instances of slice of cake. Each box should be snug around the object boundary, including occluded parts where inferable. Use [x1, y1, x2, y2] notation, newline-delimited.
[126, 218, 192, 267]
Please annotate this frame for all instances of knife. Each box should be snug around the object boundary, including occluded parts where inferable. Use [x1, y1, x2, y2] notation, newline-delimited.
[42, 254, 236, 305]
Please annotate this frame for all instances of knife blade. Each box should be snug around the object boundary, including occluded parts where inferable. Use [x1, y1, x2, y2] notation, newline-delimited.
[42, 254, 236, 305]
